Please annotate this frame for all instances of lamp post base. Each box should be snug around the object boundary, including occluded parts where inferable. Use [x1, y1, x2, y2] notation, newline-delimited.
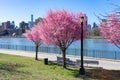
[79, 67, 85, 75]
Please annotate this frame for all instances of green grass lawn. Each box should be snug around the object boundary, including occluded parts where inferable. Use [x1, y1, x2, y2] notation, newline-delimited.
[0, 53, 120, 80]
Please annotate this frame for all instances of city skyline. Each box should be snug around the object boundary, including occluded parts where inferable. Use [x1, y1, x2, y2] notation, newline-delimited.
[0, 0, 120, 26]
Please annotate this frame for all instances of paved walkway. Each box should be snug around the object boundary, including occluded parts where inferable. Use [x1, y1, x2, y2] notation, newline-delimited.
[0, 49, 120, 70]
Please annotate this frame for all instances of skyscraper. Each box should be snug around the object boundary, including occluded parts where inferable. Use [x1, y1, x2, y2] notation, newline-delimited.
[19, 21, 28, 33]
[31, 14, 33, 23]
[28, 14, 34, 28]
[31, 14, 34, 27]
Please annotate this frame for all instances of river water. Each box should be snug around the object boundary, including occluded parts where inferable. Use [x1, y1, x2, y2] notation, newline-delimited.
[0, 38, 119, 51]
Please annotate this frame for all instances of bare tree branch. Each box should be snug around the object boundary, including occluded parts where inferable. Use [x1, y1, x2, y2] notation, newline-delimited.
[114, 44, 120, 49]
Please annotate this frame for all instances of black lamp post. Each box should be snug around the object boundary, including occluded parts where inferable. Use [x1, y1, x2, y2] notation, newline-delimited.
[79, 16, 85, 75]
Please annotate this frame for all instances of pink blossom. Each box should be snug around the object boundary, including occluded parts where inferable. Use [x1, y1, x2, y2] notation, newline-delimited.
[100, 13, 120, 44]
[39, 10, 88, 46]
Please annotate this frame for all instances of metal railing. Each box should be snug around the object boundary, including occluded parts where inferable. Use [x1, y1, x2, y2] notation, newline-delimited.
[0, 44, 120, 60]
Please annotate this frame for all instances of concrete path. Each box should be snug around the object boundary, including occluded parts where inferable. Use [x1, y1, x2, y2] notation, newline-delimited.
[0, 49, 120, 70]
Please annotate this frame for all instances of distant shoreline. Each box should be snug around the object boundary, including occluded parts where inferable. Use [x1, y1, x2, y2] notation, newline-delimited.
[0, 36, 103, 39]
[88, 36, 103, 39]
[0, 36, 25, 38]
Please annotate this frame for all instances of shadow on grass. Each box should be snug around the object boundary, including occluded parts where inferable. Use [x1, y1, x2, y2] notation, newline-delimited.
[0, 62, 30, 75]
[48, 61, 80, 77]
[85, 69, 120, 80]
[69, 68, 120, 80]
[36, 59, 43, 61]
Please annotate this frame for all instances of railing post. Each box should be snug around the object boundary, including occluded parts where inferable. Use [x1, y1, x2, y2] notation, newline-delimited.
[25, 46, 26, 51]
[115, 51, 116, 60]
[60, 49, 62, 54]
[93, 50, 95, 58]
[75, 48, 77, 56]
[85, 49, 87, 56]
[1, 45, 3, 48]
[48, 47, 49, 53]
[16, 45, 17, 50]
[8, 45, 10, 49]
[46, 47, 48, 53]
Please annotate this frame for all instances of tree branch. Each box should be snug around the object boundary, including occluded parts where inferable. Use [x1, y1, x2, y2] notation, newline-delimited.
[114, 44, 120, 49]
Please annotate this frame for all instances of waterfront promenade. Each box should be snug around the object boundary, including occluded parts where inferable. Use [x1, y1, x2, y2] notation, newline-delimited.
[0, 49, 120, 70]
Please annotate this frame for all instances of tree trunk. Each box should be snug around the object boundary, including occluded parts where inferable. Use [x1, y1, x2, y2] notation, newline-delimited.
[35, 45, 39, 60]
[62, 48, 66, 68]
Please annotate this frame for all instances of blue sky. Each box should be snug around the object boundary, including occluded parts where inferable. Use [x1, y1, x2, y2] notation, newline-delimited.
[0, 0, 120, 26]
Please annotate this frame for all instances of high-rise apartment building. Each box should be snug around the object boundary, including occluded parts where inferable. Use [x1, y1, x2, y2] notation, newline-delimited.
[1, 21, 14, 30]
[28, 14, 34, 28]
[19, 21, 28, 33]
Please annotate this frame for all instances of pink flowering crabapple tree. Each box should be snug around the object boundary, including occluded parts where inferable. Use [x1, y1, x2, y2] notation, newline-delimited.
[100, 13, 120, 49]
[38, 10, 88, 68]
[25, 25, 42, 60]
